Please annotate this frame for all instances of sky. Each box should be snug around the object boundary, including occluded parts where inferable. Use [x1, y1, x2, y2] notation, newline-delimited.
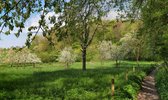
[0, 10, 119, 48]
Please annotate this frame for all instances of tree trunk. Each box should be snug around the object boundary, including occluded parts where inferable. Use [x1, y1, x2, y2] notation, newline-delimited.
[33, 63, 35, 67]
[136, 48, 140, 67]
[101, 60, 104, 65]
[100, 56, 104, 65]
[82, 47, 87, 71]
[136, 56, 139, 67]
[66, 62, 69, 69]
[115, 60, 118, 67]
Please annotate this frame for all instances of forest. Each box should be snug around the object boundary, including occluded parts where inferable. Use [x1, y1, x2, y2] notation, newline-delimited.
[0, 0, 168, 99]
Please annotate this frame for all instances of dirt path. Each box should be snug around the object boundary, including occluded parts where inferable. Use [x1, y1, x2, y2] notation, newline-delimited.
[137, 70, 160, 100]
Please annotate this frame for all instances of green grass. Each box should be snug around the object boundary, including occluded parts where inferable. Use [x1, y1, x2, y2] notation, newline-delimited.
[0, 61, 153, 99]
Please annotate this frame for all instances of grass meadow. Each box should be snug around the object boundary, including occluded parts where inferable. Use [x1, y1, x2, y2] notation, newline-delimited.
[0, 61, 154, 99]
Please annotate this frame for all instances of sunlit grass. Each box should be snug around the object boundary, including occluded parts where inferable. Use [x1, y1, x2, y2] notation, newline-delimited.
[0, 61, 153, 99]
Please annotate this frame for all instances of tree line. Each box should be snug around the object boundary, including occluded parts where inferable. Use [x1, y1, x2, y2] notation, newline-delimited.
[0, 0, 168, 70]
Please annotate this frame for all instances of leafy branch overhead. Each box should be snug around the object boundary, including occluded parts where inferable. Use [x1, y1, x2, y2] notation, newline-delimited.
[0, 0, 129, 46]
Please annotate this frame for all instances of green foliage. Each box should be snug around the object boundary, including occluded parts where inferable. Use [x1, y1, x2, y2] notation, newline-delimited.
[123, 85, 137, 99]
[29, 20, 144, 63]
[65, 88, 97, 100]
[37, 51, 59, 63]
[137, 0, 168, 62]
[122, 71, 146, 100]
[59, 0, 114, 70]
[0, 0, 43, 36]
[156, 67, 168, 99]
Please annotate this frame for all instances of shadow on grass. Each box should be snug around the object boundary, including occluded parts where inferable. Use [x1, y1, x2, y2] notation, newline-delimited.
[0, 67, 125, 89]
[0, 63, 152, 99]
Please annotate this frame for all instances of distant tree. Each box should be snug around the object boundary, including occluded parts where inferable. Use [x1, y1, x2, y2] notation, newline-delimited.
[120, 32, 143, 66]
[17, 49, 41, 64]
[31, 36, 50, 52]
[0, 0, 130, 70]
[58, 0, 113, 70]
[136, 0, 168, 70]
[58, 47, 76, 68]
[3, 49, 16, 65]
[0, 49, 5, 63]
[4, 48, 41, 66]
[98, 40, 112, 65]
[0, 49, 8, 63]
[110, 44, 126, 67]
[98, 40, 127, 67]
[113, 20, 123, 41]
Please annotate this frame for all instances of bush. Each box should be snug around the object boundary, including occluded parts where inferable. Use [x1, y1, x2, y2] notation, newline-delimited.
[121, 71, 146, 100]
[123, 84, 137, 99]
[38, 51, 59, 63]
[145, 65, 156, 75]
[156, 68, 168, 99]
[128, 72, 146, 85]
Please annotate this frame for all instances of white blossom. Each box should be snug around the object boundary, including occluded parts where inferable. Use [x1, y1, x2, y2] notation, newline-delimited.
[4, 48, 41, 64]
[120, 32, 139, 53]
[110, 44, 124, 60]
[98, 40, 112, 61]
[58, 47, 76, 67]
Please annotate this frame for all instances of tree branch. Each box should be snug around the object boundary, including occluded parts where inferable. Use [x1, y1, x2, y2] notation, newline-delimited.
[0, 23, 5, 34]
[86, 23, 99, 47]
[0, 0, 22, 20]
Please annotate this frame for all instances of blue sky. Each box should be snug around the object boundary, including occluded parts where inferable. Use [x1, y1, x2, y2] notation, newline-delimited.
[0, 10, 118, 48]
[0, 13, 41, 48]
